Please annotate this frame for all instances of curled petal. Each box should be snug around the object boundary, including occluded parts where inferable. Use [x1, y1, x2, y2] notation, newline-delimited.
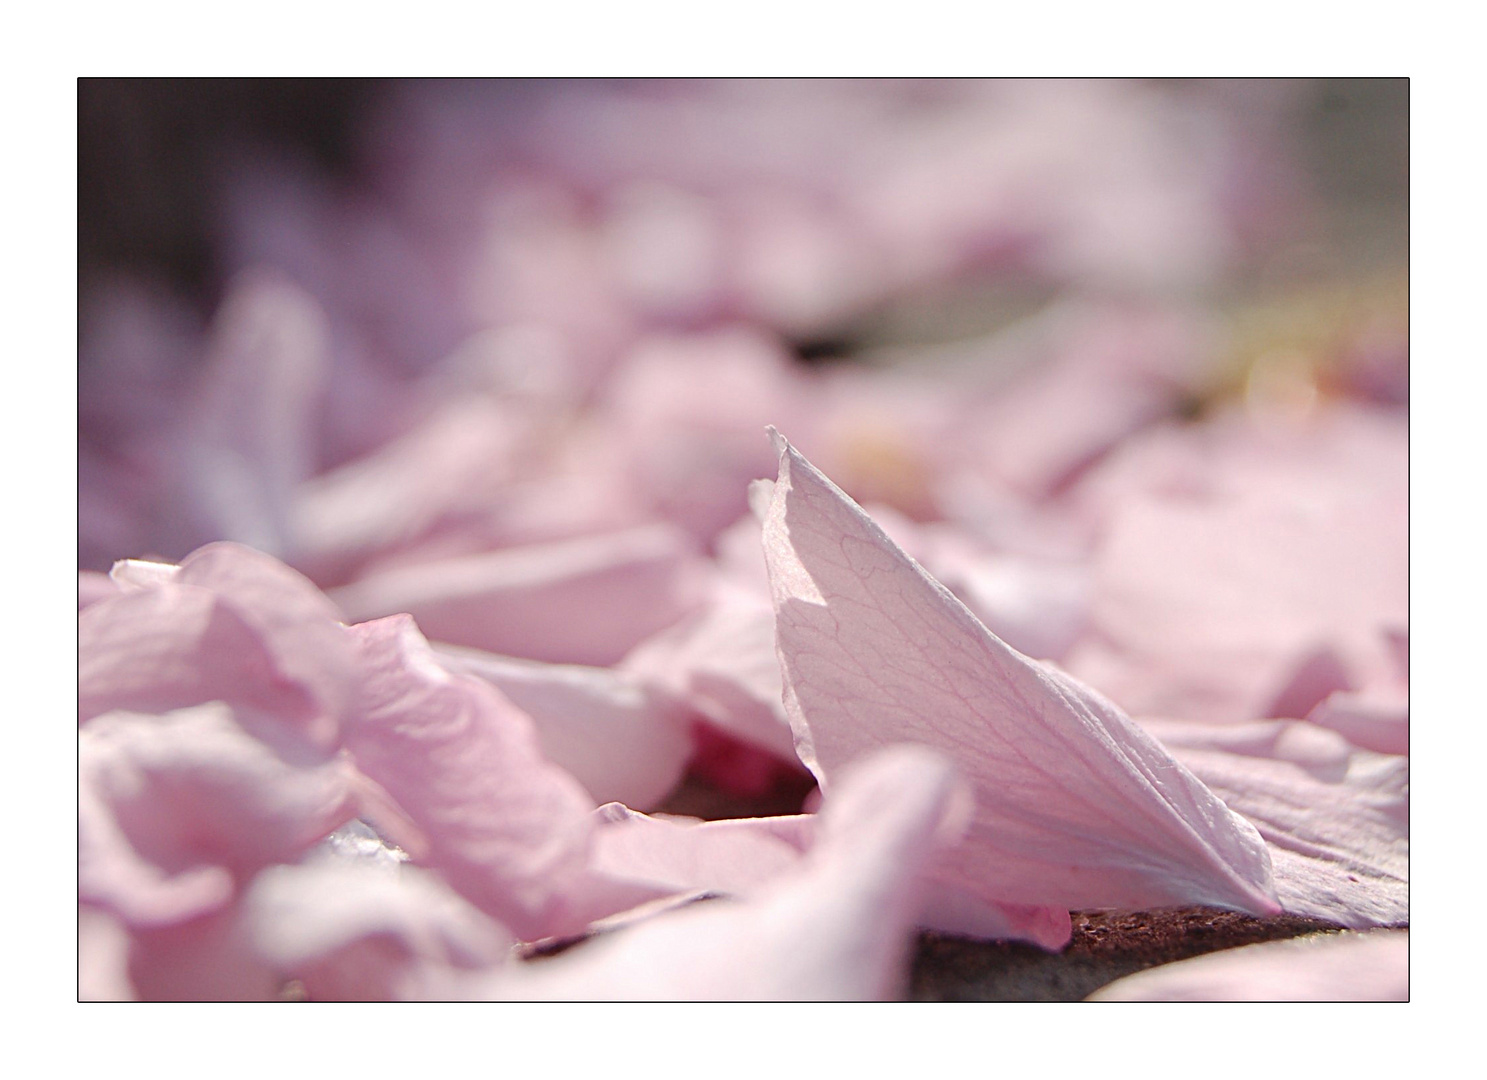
[343, 615, 598, 940]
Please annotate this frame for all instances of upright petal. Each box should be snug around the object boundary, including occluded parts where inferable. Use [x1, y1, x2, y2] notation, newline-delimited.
[761, 429, 1278, 915]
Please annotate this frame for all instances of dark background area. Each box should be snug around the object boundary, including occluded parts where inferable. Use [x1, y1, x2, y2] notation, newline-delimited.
[78, 78, 1407, 320]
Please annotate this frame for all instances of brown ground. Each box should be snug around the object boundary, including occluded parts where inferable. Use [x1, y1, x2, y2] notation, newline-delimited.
[909, 909, 1354, 1001]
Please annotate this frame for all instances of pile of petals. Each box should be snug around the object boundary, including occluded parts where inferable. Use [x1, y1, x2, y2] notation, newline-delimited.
[78, 80, 1407, 1001]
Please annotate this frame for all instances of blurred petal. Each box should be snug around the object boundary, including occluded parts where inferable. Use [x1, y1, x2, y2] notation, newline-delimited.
[241, 859, 511, 1001]
[180, 273, 331, 556]
[485, 745, 969, 1000]
[1065, 405, 1407, 723]
[1139, 717, 1407, 928]
[623, 581, 798, 764]
[1307, 689, 1408, 756]
[1088, 929, 1408, 1001]
[80, 543, 357, 749]
[342, 615, 598, 940]
[78, 570, 119, 611]
[332, 524, 706, 666]
[79, 905, 137, 1001]
[79, 702, 356, 926]
[437, 644, 693, 811]
[762, 429, 1278, 916]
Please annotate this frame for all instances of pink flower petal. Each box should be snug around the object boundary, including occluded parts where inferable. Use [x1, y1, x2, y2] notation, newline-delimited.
[342, 615, 598, 940]
[1307, 689, 1409, 756]
[1139, 717, 1407, 928]
[79, 702, 357, 927]
[241, 859, 511, 1001]
[588, 803, 811, 898]
[761, 429, 1279, 916]
[80, 543, 357, 750]
[1088, 929, 1408, 1001]
[180, 272, 331, 556]
[78, 904, 136, 1001]
[331, 524, 706, 666]
[1064, 405, 1407, 723]
[484, 745, 971, 1000]
[623, 581, 799, 764]
[435, 644, 693, 811]
[78, 570, 119, 611]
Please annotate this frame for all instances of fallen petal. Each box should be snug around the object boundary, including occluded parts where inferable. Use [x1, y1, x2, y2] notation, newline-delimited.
[1088, 929, 1408, 1001]
[342, 615, 598, 940]
[1139, 717, 1407, 928]
[436, 644, 693, 811]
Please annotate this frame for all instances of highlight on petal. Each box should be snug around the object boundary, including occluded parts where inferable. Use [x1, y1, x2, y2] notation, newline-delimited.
[79, 702, 358, 927]
[331, 524, 706, 666]
[1088, 929, 1408, 1001]
[240, 858, 512, 1001]
[761, 428, 1279, 917]
[483, 745, 970, 1000]
[435, 644, 693, 811]
[342, 615, 598, 941]
[1138, 717, 1407, 929]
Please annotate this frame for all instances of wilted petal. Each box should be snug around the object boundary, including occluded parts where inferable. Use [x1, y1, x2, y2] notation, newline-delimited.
[1088, 929, 1408, 1001]
[485, 746, 970, 1000]
[1139, 717, 1407, 928]
[332, 525, 706, 666]
[342, 615, 597, 940]
[762, 429, 1278, 916]
[436, 644, 693, 811]
[79, 702, 357, 926]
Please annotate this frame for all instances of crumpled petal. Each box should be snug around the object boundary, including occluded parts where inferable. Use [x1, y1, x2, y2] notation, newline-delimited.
[436, 644, 693, 811]
[79, 702, 358, 927]
[80, 543, 357, 749]
[331, 524, 706, 666]
[761, 428, 1279, 916]
[1138, 717, 1407, 928]
[341, 615, 598, 940]
[482, 745, 971, 1000]
[1088, 929, 1408, 1001]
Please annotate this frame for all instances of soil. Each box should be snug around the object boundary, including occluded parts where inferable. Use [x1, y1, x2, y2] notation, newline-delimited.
[909, 909, 1354, 1001]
